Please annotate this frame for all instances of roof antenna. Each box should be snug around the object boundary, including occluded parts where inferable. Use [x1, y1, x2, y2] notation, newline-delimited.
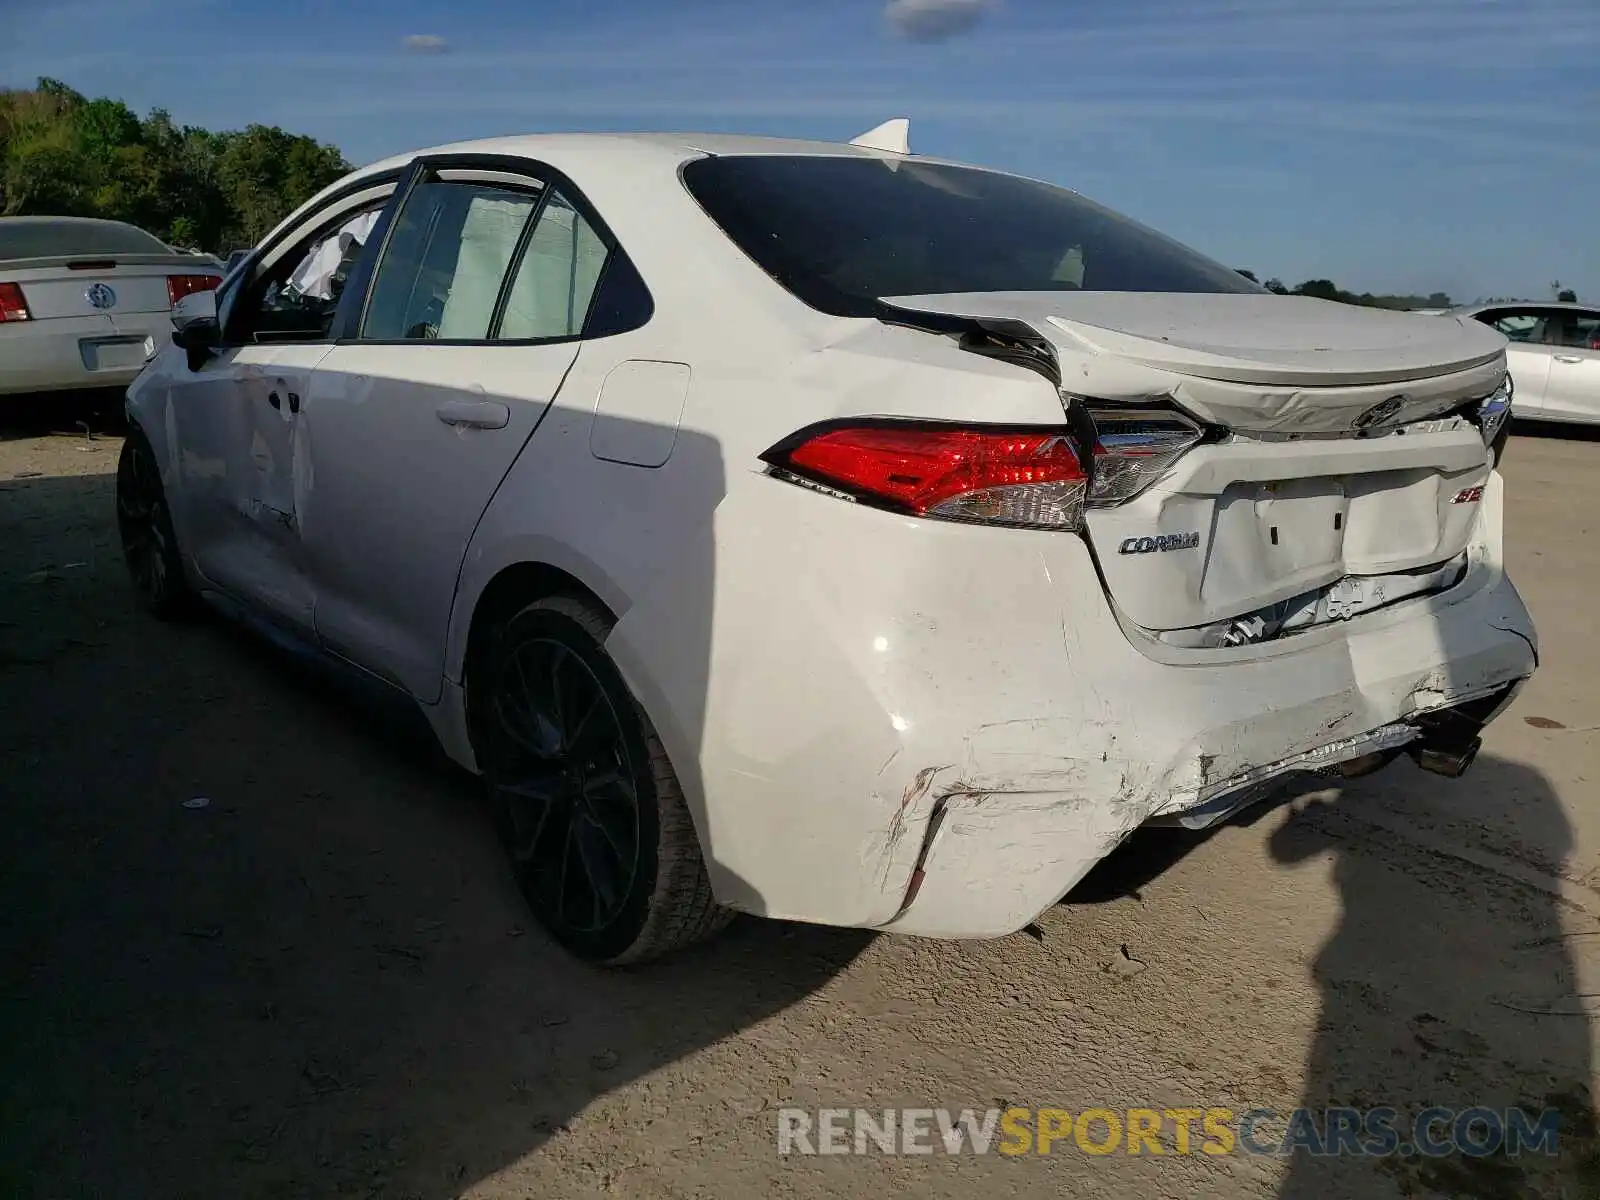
[850, 118, 911, 155]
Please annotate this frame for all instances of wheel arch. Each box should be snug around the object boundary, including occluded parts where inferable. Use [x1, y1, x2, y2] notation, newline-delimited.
[453, 555, 724, 914]
[449, 538, 631, 689]
[459, 560, 618, 692]
[451, 553, 726, 902]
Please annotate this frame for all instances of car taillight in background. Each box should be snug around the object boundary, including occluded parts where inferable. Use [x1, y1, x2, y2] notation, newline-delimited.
[167, 274, 222, 307]
[0, 281, 31, 323]
[761, 407, 1205, 532]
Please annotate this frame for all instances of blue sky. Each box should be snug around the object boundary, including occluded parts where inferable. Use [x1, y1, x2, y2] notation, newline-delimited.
[5, 0, 1596, 301]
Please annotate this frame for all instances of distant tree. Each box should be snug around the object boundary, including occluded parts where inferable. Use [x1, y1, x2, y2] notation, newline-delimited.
[1292, 279, 1343, 302]
[1558, 288, 1577, 303]
[1247, 276, 1455, 309]
[1235, 268, 1258, 282]
[0, 78, 348, 251]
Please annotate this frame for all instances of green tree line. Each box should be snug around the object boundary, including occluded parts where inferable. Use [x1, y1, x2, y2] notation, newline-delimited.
[0, 78, 349, 254]
[1234, 269, 1457, 310]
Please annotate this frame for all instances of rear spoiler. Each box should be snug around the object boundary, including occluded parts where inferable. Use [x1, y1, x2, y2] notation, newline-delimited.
[871, 298, 1099, 483]
[873, 298, 1063, 387]
[0, 253, 223, 273]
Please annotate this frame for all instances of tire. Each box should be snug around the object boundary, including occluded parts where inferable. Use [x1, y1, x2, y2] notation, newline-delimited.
[115, 426, 196, 620]
[469, 594, 731, 964]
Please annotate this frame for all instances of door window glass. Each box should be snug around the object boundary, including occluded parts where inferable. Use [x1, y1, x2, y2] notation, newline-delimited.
[232, 200, 388, 343]
[360, 181, 540, 341]
[1557, 312, 1600, 349]
[496, 190, 609, 340]
[1483, 309, 1544, 342]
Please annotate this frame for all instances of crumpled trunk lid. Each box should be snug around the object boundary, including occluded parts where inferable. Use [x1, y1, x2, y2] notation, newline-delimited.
[883, 291, 1504, 634]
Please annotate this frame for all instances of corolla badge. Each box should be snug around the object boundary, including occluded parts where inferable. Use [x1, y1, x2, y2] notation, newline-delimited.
[1353, 394, 1407, 431]
[85, 283, 117, 310]
[1119, 531, 1201, 554]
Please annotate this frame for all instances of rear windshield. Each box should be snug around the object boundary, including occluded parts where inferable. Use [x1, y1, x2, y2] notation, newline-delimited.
[681, 155, 1259, 317]
[0, 219, 170, 261]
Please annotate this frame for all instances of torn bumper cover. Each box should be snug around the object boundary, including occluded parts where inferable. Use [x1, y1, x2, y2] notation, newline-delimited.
[874, 564, 1536, 940]
[1147, 679, 1519, 832]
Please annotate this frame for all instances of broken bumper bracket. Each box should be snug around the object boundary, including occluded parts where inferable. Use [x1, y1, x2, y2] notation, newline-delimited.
[1150, 683, 1520, 832]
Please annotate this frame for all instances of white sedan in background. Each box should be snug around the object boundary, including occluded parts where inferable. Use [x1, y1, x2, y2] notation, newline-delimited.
[0, 216, 221, 396]
[120, 125, 1535, 964]
[1451, 301, 1600, 426]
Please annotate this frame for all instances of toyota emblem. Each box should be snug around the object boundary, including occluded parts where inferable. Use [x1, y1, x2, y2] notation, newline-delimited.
[1352, 394, 1407, 431]
[85, 283, 117, 310]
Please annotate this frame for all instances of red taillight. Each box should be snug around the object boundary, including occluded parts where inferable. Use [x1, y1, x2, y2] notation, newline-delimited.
[0, 281, 30, 323]
[1084, 408, 1204, 505]
[167, 274, 222, 306]
[762, 422, 1090, 530]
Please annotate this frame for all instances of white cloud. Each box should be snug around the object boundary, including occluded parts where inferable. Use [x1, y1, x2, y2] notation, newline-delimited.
[884, 0, 996, 43]
[401, 33, 449, 54]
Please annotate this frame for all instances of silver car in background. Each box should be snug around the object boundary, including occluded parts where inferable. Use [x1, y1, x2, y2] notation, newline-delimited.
[0, 216, 222, 397]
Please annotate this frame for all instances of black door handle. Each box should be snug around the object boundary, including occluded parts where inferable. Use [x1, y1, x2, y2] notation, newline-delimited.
[287, 392, 300, 414]
[267, 390, 280, 409]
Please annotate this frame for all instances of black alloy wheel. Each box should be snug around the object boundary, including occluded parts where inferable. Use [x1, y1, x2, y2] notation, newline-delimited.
[472, 596, 729, 964]
[115, 427, 194, 619]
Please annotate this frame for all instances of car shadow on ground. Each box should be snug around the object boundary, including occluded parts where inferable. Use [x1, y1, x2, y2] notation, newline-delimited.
[0, 389, 129, 442]
[0, 466, 871, 1198]
[1073, 754, 1599, 1198]
[1511, 417, 1600, 449]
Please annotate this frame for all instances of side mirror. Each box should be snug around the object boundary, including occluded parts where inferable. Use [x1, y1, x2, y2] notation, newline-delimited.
[171, 289, 217, 333]
[172, 315, 221, 371]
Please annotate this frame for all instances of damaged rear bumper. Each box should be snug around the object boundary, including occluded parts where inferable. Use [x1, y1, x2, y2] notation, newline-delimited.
[875, 565, 1535, 940]
[1147, 679, 1520, 832]
[616, 463, 1535, 939]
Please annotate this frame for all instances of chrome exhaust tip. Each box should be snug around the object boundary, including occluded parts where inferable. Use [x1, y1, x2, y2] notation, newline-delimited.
[1409, 736, 1481, 779]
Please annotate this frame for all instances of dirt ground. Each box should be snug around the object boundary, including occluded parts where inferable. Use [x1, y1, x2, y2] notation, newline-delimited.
[3, 398, 1599, 1199]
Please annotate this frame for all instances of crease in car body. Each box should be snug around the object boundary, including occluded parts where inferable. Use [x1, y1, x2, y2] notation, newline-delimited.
[434, 342, 587, 685]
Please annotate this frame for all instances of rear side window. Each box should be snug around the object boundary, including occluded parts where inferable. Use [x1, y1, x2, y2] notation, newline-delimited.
[358, 177, 616, 342]
[361, 181, 541, 341]
[0, 218, 169, 259]
[496, 191, 608, 340]
[681, 155, 1260, 317]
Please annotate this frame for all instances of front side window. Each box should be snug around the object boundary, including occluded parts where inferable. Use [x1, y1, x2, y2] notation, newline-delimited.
[1556, 310, 1600, 350]
[680, 154, 1261, 317]
[361, 181, 541, 341]
[230, 199, 389, 343]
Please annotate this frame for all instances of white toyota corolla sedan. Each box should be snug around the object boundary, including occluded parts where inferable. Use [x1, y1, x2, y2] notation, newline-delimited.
[120, 126, 1536, 963]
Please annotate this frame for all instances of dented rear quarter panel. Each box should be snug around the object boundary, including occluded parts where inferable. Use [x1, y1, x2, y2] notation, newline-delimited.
[637, 459, 1533, 936]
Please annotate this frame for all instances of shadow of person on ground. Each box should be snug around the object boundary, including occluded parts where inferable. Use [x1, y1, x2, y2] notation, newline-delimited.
[1063, 739, 1597, 1196]
[1269, 755, 1598, 1198]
